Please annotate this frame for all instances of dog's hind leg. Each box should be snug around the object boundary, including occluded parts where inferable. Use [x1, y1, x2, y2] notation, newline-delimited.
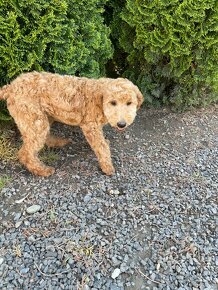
[8, 104, 55, 176]
[18, 140, 55, 177]
[18, 125, 55, 176]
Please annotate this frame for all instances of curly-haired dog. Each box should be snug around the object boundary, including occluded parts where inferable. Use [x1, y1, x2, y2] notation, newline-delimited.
[0, 72, 143, 176]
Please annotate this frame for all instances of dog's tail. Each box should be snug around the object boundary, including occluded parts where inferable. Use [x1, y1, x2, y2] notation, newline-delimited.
[0, 84, 9, 100]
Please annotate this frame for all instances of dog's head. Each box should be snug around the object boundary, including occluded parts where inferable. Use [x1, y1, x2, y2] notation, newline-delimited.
[102, 78, 143, 131]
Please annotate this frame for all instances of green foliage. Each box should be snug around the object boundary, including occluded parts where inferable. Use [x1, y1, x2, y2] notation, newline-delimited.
[0, 0, 217, 111]
[40, 148, 59, 164]
[0, 131, 18, 161]
[108, 0, 218, 109]
[0, 175, 11, 191]
[0, 100, 11, 121]
[0, 0, 113, 86]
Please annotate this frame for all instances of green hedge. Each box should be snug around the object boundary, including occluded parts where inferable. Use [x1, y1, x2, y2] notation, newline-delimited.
[108, 0, 218, 109]
[0, 0, 218, 115]
[0, 0, 112, 85]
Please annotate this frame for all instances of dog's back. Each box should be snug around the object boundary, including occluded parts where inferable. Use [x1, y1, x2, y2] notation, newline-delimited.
[1, 71, 85, 101]
[1, 72, 89, 121]
[3, 72, 103, 129]
[0, 72, 50, 102]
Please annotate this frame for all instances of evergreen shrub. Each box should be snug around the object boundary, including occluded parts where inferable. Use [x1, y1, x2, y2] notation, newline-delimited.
[0, 0, 217, 116]
[0, 0, 112, 85]
[0, 0, 112, 120]
[108, 0, 218, 109]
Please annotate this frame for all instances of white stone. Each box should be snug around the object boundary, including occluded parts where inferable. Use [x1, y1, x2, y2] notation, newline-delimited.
[26, 205, 41, 214]
[111, 268, 121, 279]
[0, 257, 4, 265]
[109, 189, 120, 195]
[15, 221, 23, 228]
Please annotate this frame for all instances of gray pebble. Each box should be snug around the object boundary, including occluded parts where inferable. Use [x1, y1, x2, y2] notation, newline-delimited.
[26, 205, 41, 214]
[20, 268, 30, 274]
[0, 109, 217, 290]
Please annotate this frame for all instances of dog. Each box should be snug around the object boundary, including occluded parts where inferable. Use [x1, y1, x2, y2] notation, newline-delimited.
[0, 71, 143, 176]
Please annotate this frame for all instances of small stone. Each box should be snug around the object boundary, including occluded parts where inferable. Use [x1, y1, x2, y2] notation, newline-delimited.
[53, 238, 63, 244]
[0, 258, 4, 265]
[28, 235, 36, 242]
[2, 221, 10, 228]
[110, 285, 122, 290]
[26, 205, 41, 214]
[111, 268, 121, 279]
[123, 254, 129, 262]
[45, 251, 57, 258]
[24, 220, 30, 226]
[15, 221, 23, 228]
[20, 268, 30, 274]
[14, 212, 22, 221]
[120, 263, 128, 272]
[83, 194, 92, 203]
[109, 189, 120, 195]
[112, 256, 120, 266]
[96, 273, 101, 280]
[68, 258, 74, 265]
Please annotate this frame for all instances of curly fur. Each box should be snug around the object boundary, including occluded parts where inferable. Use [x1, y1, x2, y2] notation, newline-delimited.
[0, 71, 143, 176]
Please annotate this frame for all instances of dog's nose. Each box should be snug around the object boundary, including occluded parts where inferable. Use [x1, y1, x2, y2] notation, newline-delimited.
[117, 121, 126, 128]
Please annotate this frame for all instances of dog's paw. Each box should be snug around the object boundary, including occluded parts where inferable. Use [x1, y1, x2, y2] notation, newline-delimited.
[101, 164, 115, 176]
[42, 167, 55, 177]
[32, 166, 55, 177]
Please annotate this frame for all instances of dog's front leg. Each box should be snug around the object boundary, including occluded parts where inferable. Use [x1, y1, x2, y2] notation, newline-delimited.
[81, 123, 115, 175]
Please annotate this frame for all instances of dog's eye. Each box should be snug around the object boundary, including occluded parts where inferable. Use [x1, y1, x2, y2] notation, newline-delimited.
[110, 101, 117, 106]
[127, 101, 132, 106]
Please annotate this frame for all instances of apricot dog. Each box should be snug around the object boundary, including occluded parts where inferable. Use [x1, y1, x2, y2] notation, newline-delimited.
[0, 72, 143, 176]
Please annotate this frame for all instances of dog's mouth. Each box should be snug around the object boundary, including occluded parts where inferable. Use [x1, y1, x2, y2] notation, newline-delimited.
[114, 126, 126, 132]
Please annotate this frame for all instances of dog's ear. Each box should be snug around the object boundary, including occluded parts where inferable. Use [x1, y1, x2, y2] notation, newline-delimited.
[116, 78, 144, 109]
[133, 84, 144, 109]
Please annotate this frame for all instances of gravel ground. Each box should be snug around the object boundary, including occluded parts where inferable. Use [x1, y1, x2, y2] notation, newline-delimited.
[0, 106, 217, 290]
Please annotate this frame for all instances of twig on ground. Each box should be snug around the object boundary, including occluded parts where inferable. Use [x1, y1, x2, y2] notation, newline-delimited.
[34, 262, 70, 277]
[137, 268, 162, 284]
[15, 192, 31, 204]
